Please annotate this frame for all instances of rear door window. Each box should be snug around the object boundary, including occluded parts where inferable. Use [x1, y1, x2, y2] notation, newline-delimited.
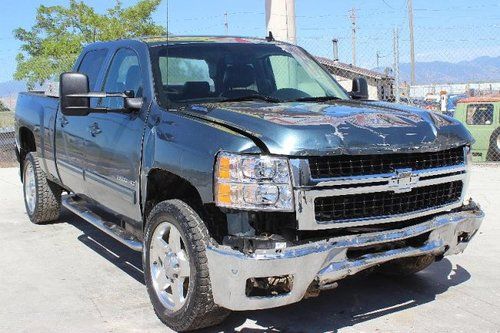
[466, 104, 494, 125]
[77, 49, 108, 90]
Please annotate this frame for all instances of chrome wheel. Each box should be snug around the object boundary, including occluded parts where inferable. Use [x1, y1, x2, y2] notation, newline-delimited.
[24, 162, 36, 215]
[149, 222, 191, 312]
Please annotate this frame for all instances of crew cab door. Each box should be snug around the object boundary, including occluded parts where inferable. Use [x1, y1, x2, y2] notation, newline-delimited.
[55, 49, 107, 193]
[84, 48, 146, 221]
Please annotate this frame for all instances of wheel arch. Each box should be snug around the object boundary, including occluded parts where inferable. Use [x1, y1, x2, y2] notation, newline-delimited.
[142, 168, 227, 241]
[18, 126, 37, 181]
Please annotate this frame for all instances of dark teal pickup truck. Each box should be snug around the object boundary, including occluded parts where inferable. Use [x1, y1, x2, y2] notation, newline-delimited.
[15, 36, 483, 331]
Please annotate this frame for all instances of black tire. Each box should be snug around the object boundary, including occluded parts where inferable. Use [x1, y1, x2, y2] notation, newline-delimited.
[378, 255, 435, 276]
[486, 128, 500, 161]
[22, 152, 62, 224]
[143, 200, 230, 332]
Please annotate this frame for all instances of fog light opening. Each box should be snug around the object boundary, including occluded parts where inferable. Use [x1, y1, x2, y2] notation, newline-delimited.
[457, 232, 471, 243]
[245, 275, 293, 297]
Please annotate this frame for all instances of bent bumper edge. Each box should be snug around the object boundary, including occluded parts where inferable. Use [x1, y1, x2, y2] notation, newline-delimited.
[206, 202, 484, 311]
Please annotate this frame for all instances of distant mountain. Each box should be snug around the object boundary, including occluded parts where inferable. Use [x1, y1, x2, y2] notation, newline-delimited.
[374, 56, 500, 85]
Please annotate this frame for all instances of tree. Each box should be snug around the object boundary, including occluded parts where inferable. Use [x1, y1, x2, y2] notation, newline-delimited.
[0, 100, 10, 112]
[14, 0, 166, 88]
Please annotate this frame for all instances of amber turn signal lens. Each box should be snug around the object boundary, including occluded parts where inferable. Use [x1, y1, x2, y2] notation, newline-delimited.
[218, 156, 231, 180]
[216, 183, 232, 204]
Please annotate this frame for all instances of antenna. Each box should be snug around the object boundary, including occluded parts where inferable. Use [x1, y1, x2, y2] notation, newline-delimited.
[224, 12, 229, 35]
[166, 0, 169, 39]
[266, 31, 275, 42]
[166, 0, 170, 107]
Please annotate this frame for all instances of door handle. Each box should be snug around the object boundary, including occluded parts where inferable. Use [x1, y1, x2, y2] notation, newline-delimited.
[60, 116, 69, 128]
[89, 122, 102, 137]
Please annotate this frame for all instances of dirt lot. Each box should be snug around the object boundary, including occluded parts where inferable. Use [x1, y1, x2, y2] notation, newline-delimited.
[0, 165, 499, 333]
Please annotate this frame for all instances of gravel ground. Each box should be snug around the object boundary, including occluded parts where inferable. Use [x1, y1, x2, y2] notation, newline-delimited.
[0, 165, 499, 333]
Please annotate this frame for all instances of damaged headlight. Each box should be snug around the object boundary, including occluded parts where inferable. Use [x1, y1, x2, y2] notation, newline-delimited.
[214, 152, 294, 211]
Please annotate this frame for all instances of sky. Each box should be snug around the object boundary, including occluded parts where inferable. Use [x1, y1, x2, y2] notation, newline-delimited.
[0, 0, 498, 82]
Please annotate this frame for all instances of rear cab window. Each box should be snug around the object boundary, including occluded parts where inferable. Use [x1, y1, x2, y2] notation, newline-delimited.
[466, 104, 494, 125]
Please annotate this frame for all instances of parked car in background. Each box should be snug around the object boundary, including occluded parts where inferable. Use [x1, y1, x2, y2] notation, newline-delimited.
[455, 96, 500, 161]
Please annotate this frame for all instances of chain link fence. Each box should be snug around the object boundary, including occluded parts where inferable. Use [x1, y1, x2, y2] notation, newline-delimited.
[1, 2, 498, 165]
[0, 127, 16, 168]
[294, 3, 499, 163]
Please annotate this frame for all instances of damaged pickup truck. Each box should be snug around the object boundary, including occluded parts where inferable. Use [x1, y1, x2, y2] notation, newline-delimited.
[15, 36, 484, 331]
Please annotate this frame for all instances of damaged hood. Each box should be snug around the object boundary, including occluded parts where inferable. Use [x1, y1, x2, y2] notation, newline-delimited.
[184, 100, 473, 156]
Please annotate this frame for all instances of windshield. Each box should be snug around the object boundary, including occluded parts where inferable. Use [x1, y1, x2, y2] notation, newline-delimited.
[150, 42, 349, 105]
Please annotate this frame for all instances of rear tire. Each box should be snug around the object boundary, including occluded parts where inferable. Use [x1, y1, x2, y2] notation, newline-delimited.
[22, 152, 62, 224]
[143, 200, 230, 332]
[379, 255, 435, 276]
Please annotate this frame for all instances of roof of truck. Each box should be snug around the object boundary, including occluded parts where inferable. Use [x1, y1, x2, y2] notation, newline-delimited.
[457, 96, 500, 104]
[139, 35, 284, 46]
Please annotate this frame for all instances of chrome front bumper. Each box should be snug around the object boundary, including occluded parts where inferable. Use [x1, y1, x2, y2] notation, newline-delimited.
[206, 202, 483, 311]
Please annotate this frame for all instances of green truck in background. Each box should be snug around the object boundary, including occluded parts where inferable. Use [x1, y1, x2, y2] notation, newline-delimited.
[455, 97, 500, 162]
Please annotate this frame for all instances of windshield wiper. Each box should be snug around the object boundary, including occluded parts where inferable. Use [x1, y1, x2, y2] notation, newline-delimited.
[218, 94, 281, 103]
[289, 96, 343, 103]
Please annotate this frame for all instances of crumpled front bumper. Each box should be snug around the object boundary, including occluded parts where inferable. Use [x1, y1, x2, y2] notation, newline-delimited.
[206, 202, 484, 311]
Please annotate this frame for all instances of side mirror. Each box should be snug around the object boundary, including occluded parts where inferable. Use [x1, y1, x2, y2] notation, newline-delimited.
[350, 77, 369, 100]
[60, 72, 143, 115]
[60, 72, 91, 116]
[124, 97, 143, 111]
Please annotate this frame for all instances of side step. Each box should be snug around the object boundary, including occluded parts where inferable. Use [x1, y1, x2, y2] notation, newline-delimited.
[62, 196, 143, 252]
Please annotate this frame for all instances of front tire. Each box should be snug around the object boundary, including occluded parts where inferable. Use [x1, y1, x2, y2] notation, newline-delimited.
[143, 200, 230, 332]
[22, 152, 62, 224]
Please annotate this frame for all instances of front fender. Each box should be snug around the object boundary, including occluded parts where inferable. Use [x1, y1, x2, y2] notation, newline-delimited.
[140, 108, 261, 209]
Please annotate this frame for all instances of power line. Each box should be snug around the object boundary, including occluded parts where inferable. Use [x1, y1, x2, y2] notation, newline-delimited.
[380, 0, 395, 10]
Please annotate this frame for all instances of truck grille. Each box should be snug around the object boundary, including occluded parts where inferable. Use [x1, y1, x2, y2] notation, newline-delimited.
[308, 147, 464, 179]
[314, 181, 463, 222]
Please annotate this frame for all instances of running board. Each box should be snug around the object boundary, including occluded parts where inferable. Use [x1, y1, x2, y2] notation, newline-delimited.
[62, 196, 143, 252]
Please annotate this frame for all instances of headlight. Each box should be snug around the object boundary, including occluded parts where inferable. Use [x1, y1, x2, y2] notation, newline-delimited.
[214, 152, 294, 211]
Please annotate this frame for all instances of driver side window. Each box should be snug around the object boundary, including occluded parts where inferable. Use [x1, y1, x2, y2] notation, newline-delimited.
[101, 48, 143, 109]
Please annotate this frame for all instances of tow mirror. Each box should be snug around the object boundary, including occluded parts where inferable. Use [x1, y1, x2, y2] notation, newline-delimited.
[60, 72, 91, 116]
[350, 77, 369, 100]
[60, 72, 143, 116]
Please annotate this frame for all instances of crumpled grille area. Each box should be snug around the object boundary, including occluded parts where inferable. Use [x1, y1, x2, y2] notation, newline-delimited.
[308, 147, 465, 179]
[314, 181, 463, 222]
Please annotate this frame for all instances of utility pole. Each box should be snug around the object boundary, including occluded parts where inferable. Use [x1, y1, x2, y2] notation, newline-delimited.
[224, 12, 229, 35]
[393, 27, 400, 103]
[407, 0, 416, 85]
[349, 8, 357, 66]
[376, 51, 382, 68]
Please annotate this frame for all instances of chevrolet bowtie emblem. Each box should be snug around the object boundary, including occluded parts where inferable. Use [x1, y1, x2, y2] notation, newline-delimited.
[388, 168, 419, 193]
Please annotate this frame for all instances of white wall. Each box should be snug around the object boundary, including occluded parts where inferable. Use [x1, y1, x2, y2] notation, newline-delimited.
[336, 77, 379, 100]
[410, 82, 500, 98]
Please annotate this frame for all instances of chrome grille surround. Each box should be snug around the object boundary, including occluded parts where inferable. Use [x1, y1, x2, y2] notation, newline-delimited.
[290, 147, 469, 230]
